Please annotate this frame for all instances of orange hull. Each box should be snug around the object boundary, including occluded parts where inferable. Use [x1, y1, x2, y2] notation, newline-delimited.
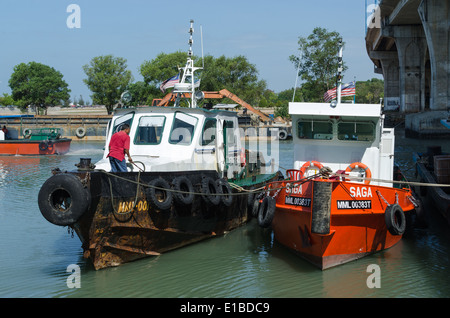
[0, 139, 71, 155]
[271, 177, 416, 270]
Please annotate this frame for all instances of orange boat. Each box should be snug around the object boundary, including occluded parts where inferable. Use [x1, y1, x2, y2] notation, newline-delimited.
[254, 47, 420, 269]
[255, 99, 419, 269]
[0, 128, 71, 155]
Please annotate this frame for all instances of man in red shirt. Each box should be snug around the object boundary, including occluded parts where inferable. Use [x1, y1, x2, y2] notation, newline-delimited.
[108, 124, 133, 172]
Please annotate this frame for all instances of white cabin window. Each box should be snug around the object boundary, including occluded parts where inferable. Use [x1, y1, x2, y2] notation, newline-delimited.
[169, 111, 198, 145]
[337, 121, 375, 142]
[297, 119, 333, 140]
[112, 112, 134, 134]
[201, 118, 217, 146]
[134, 116, 165, 145]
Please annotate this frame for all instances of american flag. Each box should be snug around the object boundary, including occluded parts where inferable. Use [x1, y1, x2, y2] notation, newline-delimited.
[323, 81, 356, 102]
[160, 74, 180, 92]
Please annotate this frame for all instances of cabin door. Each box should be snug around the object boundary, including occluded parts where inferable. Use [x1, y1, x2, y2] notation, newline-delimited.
[222, 119, 241, 179]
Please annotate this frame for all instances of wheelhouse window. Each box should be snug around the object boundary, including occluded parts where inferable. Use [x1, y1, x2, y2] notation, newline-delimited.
[169, 112, 198, 145]
[337, 121, 375, 142]
[224, 120, 236, 146]
[201, 118, 217, 146]
[297, 119, 333, 140]
[134, 116, 165, 145]
[112, 112, 134, 134]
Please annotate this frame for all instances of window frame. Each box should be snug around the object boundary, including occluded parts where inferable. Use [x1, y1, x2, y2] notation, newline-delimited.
[133, 115, 166, 145]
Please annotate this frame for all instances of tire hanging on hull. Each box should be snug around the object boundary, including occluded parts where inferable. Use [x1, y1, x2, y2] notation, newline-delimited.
[147, 178, 173, 211]
[172, 176, 195, 205]
[38, 173, 91, 226]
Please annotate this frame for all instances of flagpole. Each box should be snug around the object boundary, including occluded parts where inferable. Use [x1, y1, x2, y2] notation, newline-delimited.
[337, 40, 343, 104]
[292, 50, 302, 103]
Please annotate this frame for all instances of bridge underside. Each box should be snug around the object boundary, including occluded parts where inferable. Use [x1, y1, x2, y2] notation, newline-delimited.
[366, 0, 450, 115]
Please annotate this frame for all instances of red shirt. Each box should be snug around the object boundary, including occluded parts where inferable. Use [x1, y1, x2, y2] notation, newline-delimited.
[108, 130, 130, 161]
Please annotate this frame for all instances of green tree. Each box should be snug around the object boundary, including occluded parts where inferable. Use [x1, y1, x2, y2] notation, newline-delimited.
[140, 52, 188, 88]
[355, 78, 384, 104]
[290, 27, 346, 102]
[139, 52, 266, 108]
[83, 55, 133, 114]
[9, 62, 70, 114]
[200, 55, 267, 107]
[0, 93, 16, 106]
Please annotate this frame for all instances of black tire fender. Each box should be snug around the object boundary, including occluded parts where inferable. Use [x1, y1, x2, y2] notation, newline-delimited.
[39, 141, 48, 151]
[201, 176, 221, 206]
[385, 204, 406, 236]
[251, 199, 260, 217]
[258, 196, 276, 228]
[172, 176, 194, 205]
[38, 173, 91, 226]
[147, 178, 173, 211]
[247, 187, 255, 209]
[217, 178, 233, 207]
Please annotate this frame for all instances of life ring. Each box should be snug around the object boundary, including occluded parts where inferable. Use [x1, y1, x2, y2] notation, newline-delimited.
[147, 178, 173, 211]
[38, 173, 91, 226]
[345, 162, 372, 185]
[384, 204, 406, 236]
[300, 161, 324, 178]
[217, 178, 233, 207]
[172, 176, 194, 205]
[23, 128, 32, 138]
[39, 141, 49, 151]
[278, 129, 288, 140]
[201, 176, 221, 206]
[257, 196, 276, 228]
[75, 127, 86, 138]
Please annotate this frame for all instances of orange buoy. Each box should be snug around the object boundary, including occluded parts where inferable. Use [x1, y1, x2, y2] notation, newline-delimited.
[345, 162, 372, 185]
[300, 161, 324, 178]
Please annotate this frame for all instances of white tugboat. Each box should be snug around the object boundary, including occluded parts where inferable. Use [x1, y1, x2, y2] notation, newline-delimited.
[37, 20, 282, 270]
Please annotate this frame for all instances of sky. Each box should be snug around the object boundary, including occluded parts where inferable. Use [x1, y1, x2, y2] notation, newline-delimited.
[0, 0, 381, 104]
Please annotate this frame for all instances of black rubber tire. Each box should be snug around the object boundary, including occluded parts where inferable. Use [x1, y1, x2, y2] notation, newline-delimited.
[251, 199, 260, 217]
[385, 204, 406, 236]
[38, 173, 91, 226]
[147, 178, 173, 211]
[172, 176, 194, 205]
[201, 176, 221, 206]
[247, 187, 255, 209]
[39, 141, 48, 151]
[217, 179, 233, 207]
[258, 196, 276, 228]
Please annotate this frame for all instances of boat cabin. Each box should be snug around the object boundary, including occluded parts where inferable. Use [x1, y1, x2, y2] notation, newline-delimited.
[289, 101, 394, 187]
[95, 106, 245, 179]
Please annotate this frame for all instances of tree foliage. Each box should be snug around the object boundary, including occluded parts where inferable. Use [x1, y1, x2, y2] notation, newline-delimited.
[8, 62, 70, 114]
[83, 55, 133, 114]
[138, 52, 267, 107]
[0, 94, 16, 106]
[355, 78, 384, 104]
[290, 27, 346, 102]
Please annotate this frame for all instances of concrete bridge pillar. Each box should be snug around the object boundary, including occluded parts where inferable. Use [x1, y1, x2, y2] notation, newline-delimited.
[419, 0, 450, 111]
[384, 25, 427, 113]
[370, 51, 400, 110]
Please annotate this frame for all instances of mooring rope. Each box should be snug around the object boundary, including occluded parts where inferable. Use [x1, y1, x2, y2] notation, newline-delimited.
[96, 163, 450, 207]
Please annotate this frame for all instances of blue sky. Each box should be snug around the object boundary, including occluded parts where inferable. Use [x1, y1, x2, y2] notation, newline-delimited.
[0, 0, 380, 104]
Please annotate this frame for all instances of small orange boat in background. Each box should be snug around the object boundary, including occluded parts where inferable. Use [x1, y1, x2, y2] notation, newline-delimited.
[0, 127, 71, 155]
[254, 46, 420, 270]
